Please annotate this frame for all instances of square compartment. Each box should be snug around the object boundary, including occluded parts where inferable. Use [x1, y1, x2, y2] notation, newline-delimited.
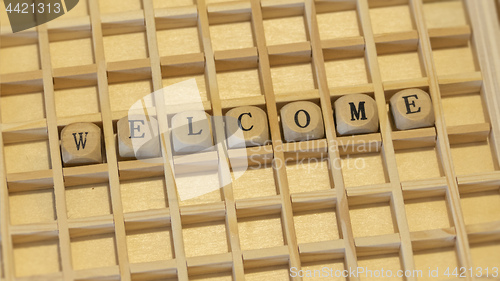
[470, 241, 500, 269]
[210, 21, 255, 51]
[341, 152, 388, 188]
[286, 158, 332, 194]
[433, 45, 478, 76]
[405, 196, 452, 232]
[245, 265, 290, 281]
[71, 233, 117, 270]
[460, 190, 500, 225]
[103, 32, 148, 63]
[423, 0, 468, 29]
[238, 213, 284, 251]
[324, 56, 370, 88]
[176, 169, 223, 207]
[300, 259, 346, 280]
[183, 220, 228, 257]
[369, 4, 414, 34]
[442, 92, 487, 127]
[349, 201, 396, 237]
[450, 140, 497, 175]
[271, 63, 315, 94]
[357, 253, 404, 281]
[232, 166, 277, 200]
[154, 0, 192, 8]
[157, 27, 201, 57]
[1, 91, 46, 123]
[120, 177, 168, 213]
[13, 239, 61, 277]
[0, 43, 40, 74]
[263, 16, 307, 46]
[316, 10, 361, 40]
[10, 188, 56, 225]
[60, 0, 89, 17]
[293, 207, 339, 244]
[163, 73, 209, 102]
[217, 68, 263, 100]
[55, 85, 100, 118]
[191, 272, 233, 281]
[99, 0, 142, 14]
[377, 51, 425, 82]
[126, 226, 174, 263]
[414, 247, 459, 281]
[108, 79, 153, 113]
[49, 37, 94, 68]
[4, 140, 51, 174]
[395, 146, 444, 181]
[66, 182, 112, 219]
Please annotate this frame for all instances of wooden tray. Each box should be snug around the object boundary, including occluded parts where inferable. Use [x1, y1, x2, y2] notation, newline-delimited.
[1, 0, 500, 280]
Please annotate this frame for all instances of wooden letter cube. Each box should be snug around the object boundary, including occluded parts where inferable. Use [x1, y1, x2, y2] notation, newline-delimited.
[61, 122, 102, 166]
[225, 106, 270, 148]
[390, 88, 435, 130]
[171, 111, 214, 153]
[117, 116, 161, 159]
[280, 101, 325, 142]
[334, 94, 379, 135]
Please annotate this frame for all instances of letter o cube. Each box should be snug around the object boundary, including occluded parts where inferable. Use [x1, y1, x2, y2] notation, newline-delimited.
[334, 93, 379, 135]
[280, 101, 325, 142]
[390, 88, 435, 130]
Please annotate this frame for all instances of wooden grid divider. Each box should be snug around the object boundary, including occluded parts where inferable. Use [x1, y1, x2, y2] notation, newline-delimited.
[195, 0, 246, 279]
[410, 0, 474, 275]
[0, 33, 14, 280]
[355, 0, 418, 277]
[36, 25, 73, 281]
[303, 0, 360, 276]
[87, 0, 132, 279]
[249, 0, 303, 274]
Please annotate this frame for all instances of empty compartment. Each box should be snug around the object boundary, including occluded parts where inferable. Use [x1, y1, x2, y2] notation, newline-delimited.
[55, 85, 100, 118]
[423, 0, 468, 29]
[450, 140, 498, 175]
[432, 40, 478, 77]
[349, 199, 397, 237]
[341, 152, 388, 188]
[357, 252, 406, 281]
[470, 240, 500, 269]
[377, 49, 425, 82]
[293, 207, 339, 244]
[1, 91, 46, 123]
[0, 40, 40, 74]
[66, 182, 112, 219]
[126, 226, 174, 263]
[460, 190, 500, 225]
[157, 26, 201, 57]
[216, 67, 263, 100]
[442, 92, 488, 127]
[99, 0, 142, 14]
[232, 165, 277, 200]
[108, 79, 154, 113]
[210, 21, 255, 51]
[238, 213, 284, 251]
[163, 72, 209, 102]
[154, 0, 192, 8]
[49, 33, 94, 68]
[395, 146, 444, 181]
[271, 62, 316, 94]
[263, 15, 308, 46]
[245, 264, 290, 281]
[13, 238, 61, 277]
[405, 196, 452, 232]
[299, 259, 346, 280]
[182, 219, 228, 257]
[120, 177, 168, 213]
[286, 157, 332, 194]
[71, 232, 118, 270]
[324, 54, 371, 88]
[414, 246, 460, 281]
[369, 3, 415, 34]
[4, 139, 51, 174]
[103, 31, 148, 63]
[9, 187, 56, 225]
[316, 5, 361, 40]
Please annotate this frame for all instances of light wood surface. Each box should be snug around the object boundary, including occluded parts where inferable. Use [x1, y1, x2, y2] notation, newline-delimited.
[0, 0, 500, 280]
